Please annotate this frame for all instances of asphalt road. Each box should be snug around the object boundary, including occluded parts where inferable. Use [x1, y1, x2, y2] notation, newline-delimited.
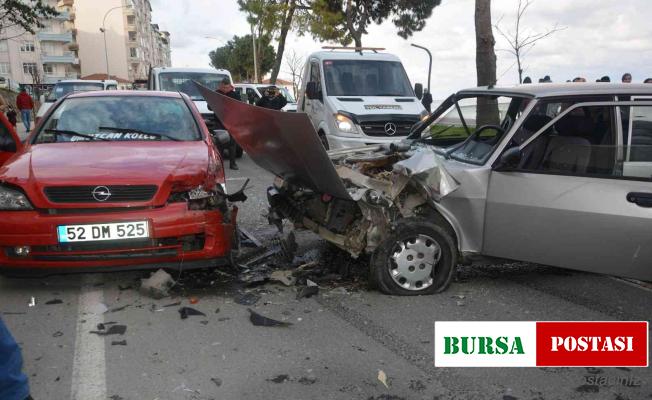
[1, 154, 651, 400]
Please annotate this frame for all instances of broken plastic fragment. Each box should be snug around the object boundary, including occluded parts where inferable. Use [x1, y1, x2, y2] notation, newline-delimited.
[28, 297, 36, 307]
[111, 340, 127, 346]
[45, 299, 63, 305]
[90, 325, 127, 336]
[296, 285, 319, 300]
[234, 292, 261, 306]
[270, 270, 296, 286]
[378, 370, 389, 388]
[178, 307, 206, 320]
[211, 377, 223, 387]
[248, 308, 292, 327]
[140, 269, 175, 299]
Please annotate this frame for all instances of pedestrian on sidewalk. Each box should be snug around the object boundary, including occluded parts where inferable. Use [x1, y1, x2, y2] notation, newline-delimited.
[16, 88, 34, 132]
[0, 317, 32, 400]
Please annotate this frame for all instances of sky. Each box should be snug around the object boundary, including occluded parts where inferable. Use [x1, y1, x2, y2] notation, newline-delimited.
[150, 0, 652, 99]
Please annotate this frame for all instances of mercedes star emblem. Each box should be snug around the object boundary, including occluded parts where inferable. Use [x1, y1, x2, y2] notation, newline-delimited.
[92, 186, 112, 202]
[384, 122, 397, 136]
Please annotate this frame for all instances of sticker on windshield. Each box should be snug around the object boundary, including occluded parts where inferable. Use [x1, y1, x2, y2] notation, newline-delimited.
[364, 104, 402, 110]
[69, 132, 159, 141]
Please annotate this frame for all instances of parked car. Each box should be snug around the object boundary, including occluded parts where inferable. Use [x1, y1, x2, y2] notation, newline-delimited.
[234, 83, 298, 112]
[35, 79, 118, 124]
[0, 91, 238, 275]
[297, 48, 428, 150]
[200, 82, 652, 295]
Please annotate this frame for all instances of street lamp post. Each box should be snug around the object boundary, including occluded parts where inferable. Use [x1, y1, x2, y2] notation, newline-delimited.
[100, 5, 128, 79]
[411, 43, 432, 92]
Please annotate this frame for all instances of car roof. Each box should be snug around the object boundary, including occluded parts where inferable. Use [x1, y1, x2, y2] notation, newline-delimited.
[458, 83, 652, 98]
[67, 90, 184, 99]
[308, 51, 401, 62]
[152, 67, 231, 75]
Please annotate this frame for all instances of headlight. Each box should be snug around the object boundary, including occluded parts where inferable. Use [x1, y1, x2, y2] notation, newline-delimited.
[0, 185, 33, 210]
[335, 113, 357, 134]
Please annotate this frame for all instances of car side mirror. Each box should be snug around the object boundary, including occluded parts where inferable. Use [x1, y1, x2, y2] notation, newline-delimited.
[496, 146, 522, 170]
[306, 81, 320, 100]
[414, 83, 423, 100]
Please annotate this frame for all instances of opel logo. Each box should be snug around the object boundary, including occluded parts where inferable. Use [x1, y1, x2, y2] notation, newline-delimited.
[384, 122, 397, 136]
[92, 186, 112, 202]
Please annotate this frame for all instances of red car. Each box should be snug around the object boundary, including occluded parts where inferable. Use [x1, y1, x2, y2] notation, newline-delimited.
[0, 91, 237, 275]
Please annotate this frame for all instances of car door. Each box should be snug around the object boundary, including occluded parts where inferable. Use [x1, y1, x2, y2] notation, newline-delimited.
[0, 113, 20, 166]
[483, 99, 652, 281]
[305, 59, 324, 130]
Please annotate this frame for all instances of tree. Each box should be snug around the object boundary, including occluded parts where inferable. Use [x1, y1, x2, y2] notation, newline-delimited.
[308, 0, 442, 48]
[209, 34, 276, 83]
[283, 49, 305, 98]
[0, 0, 59, 40]
[494, 0, 565, 83]
[474, 0, 499, 126]
[238, 0, 310, 85]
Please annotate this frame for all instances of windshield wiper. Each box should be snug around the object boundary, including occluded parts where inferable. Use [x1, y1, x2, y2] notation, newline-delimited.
[45, 129, 110, 141]
[98, 126, 181, 141]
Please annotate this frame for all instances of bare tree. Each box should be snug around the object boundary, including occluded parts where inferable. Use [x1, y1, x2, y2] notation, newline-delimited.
[475, 0, 499, 126]
[494, 0, 565, 83]
[283, 49, 304, 98]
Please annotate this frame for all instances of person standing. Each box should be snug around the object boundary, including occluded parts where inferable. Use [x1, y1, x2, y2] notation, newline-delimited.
[0, 317, 31, 400]
[255, 86, 287, 110]
[216, 78, 241, 170]
[16, 88, 34, 132]
[622, 73, 632, 83]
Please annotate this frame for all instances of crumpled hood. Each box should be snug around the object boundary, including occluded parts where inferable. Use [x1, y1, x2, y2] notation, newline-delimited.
[0, 141, 209, 189]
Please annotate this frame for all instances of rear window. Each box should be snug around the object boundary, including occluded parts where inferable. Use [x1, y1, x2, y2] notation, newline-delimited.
[47, 82, 105, 102]
[35, 96, 200, 143]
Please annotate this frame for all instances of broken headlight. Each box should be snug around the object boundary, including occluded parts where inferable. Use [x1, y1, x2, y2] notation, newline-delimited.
[0, 185, 33, 210]
[169, 186, 220, 210]
[335, 113, 358, 134]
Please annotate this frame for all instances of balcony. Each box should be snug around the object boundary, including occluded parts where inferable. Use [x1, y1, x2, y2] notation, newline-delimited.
[37, 31, 73, 43]
[58, 0, 74, 6]
[42, 52, 78, 64]
[68, 42, 79, 51]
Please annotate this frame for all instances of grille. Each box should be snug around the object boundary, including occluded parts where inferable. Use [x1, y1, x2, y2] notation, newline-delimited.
[44, 185, 158, 203]
[360, 120, 416, 137]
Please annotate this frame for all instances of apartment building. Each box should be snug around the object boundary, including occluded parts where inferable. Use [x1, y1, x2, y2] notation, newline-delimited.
[0, 0, 171, 89]
[0, 0, 80, 90]
[75, 0, 171, 83]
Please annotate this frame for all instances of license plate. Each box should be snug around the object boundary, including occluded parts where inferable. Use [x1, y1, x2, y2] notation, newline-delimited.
[57, 221, 149, 243]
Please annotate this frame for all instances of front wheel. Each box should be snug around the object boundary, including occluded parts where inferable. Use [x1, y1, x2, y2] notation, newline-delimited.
[370, 220, 457, 295]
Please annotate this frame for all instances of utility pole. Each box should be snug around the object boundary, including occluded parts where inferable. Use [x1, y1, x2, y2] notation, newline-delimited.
[250, 23, 258, 83]
[411, 43, 432, 92]
[100, 5, 128, 79]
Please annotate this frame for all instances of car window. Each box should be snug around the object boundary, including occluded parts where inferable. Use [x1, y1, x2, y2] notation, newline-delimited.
[34, 96, 200, 143]
[158, 72, 228, 100]
[516, 105, 618, 176]
[622, 98, 652, 179]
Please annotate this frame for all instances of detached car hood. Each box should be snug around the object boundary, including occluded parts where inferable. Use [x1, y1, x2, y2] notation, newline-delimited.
[196, 82, 351, 199]
[0, 141, 209, 187]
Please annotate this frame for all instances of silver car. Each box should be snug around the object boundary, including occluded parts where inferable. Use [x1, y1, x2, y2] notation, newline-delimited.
[199, 83, 652, 296]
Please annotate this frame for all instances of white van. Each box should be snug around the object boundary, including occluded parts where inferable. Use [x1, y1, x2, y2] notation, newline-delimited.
[298, 48, 428, 149]
[36, 79, 118, 122]
[234, 83, 297, 112]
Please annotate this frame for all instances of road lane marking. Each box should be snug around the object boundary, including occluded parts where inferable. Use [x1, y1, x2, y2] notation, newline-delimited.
[70, 275, 106, 400]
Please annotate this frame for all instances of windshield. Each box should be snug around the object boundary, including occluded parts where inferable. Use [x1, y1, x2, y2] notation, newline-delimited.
[279, 87, 295, 103]
[35, 96, 200, 143]
[420, 94, 528, 165]
[323, 60, 413, 97]
[46, 82, 104, 102]
[159, 72, 228, 100]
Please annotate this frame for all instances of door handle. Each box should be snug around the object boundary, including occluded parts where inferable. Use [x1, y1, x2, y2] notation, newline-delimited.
[626, 192, 652, 207]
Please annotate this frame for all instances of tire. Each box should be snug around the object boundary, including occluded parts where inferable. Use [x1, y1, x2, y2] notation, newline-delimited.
[235, 146, 244, 158]
[318, 131, 329, 150]
[370, 219, 457, 295]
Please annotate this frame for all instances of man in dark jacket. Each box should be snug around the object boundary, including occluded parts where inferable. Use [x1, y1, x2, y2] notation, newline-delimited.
[256, 86, 287, 110]
[0, 317, 31, 400]
[216, 78, 241, 170]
